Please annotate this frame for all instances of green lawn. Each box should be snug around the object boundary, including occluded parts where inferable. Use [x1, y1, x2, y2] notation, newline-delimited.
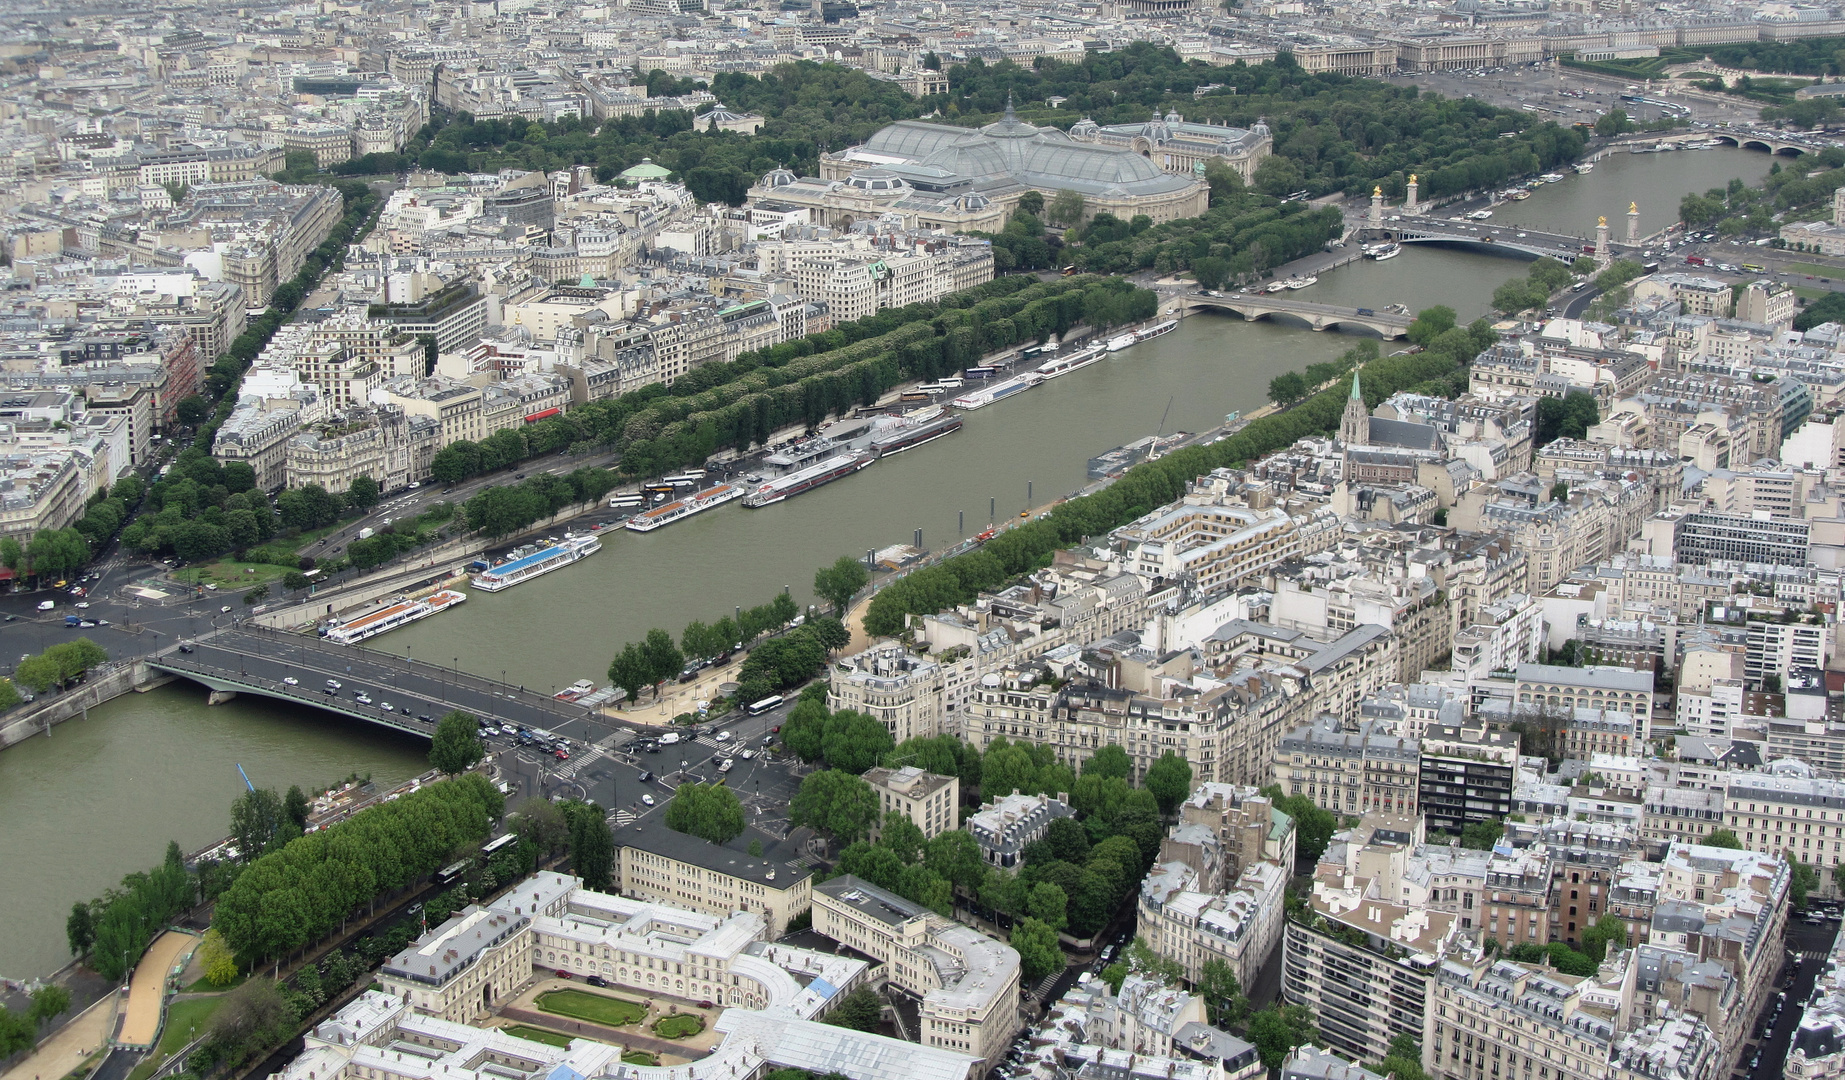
[1795, 286, 1832, 301]
[503, 1025, 574, 1048]
[1784, 262, 1845, 278]
[126, 995, 228, 1080]
[535, 989, 648, 1027]
[173, 561, 290, 589]
[652, 1014, 705, 1040]
[623, 1052, 659, 1066]
[184, 974, 244, 993]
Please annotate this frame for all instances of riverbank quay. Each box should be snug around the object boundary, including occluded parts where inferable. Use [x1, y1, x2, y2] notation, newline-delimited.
[0, 663, 175, 752]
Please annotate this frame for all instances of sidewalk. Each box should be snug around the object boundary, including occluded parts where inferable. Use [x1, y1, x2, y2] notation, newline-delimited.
[1, 990, 118, 1080]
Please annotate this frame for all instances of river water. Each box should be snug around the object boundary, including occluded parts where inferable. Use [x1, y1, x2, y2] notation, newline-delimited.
[0, 147, 1781, 982]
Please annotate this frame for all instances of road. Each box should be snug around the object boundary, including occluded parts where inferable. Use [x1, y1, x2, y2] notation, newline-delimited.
[1739, 912, 1838, 1080]
[1404, 63, 1760, 129]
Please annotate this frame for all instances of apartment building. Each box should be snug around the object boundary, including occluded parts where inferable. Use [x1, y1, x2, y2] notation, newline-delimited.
[609, 823, 813, 937]
[829, 645, 948, 745]
[1283, 878, 1458, 1061]
[1419, 722, 1520, 835]
[1273, 717, 1421, 819]
[863, 765, 959, 841]
[813, 875, 1021, 1068]
[1139, 857, 1286, 990]
[1425, 959, 1620, 1080]
[1116, 501, 1301, 595]
[1723, 772, 1845, 870]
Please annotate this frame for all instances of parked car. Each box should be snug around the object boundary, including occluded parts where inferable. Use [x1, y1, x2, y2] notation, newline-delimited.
[556, 970, 571, 979]
[586, 975, 608, 988]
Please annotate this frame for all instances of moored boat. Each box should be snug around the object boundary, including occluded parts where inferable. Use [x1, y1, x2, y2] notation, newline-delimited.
[742, 452, 876, 507]
[1285, 275, 1319, 289]
[325, 589, 467, 645]
[1035, 343, 1107, 379]
[469, 535, 601, 592]
[625, 482, 743, 533]
[868, 407, 964, 456]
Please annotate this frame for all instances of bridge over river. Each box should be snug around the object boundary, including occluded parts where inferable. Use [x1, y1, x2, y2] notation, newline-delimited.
[1180, 293, 1415, 337]
[1367, 214, 1599, 261]
[148, 627, 625, 745]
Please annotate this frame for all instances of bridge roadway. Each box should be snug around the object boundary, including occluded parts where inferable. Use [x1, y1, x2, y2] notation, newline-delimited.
[1377, 215, 1594, 260]
[1181, 293, 1414, 337]
[148, 626, 628, 745]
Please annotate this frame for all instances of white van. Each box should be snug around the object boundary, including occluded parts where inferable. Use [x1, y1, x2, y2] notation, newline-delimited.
[37, 600, 53, 611]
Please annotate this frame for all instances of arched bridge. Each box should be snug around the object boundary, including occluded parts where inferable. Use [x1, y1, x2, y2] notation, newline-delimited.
[1182, 294, 1413, 338]
[1708, 131, 1813, 156]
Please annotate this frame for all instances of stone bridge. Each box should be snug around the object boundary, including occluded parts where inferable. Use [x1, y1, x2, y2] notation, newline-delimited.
[1181, 293, 1414, 337]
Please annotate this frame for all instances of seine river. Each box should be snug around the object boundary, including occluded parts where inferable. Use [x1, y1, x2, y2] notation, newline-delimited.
[0, 146, 1779, 982]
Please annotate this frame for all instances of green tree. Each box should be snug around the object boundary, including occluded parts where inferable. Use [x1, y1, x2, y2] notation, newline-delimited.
[564, 800, 613, 889]
[1047, 189, 1086, 228]
[29, 984, 71, 1027]
[1578, 912, 1629, 962]
[1195, 959, 1248, 1028]
[1268, 371, 1309, 406]
[1406, 305, 1457, 347]
[1594, 108, 1633, 136]
[199, 927, 239, 986]
[876, 812, 926, 864]
[429, 711, 485, 775]
[1263, 786, 1336, 863]
[1144, 752, 1193, 816]
[1247, 1005, 1318, 1070]
[782, 696, 829, 761]
[813, 555, 870, 615]
[1028, 881, 1069, 932]
[230, 787, 285, 861]
[1370, 1035, 1430, 1080]
[790, 769, 880, 845]
[514, 796, 570, 855]
[1705, 829, 1744, 849]
[608, 642, 651, 706]
[1011, 917, 1064, 984]
[345, 475, 380, 510]
[1459, 820, 1504, 851]
[1789, 856, 1821, 907]
[1084, 744, 1132, 780]
[642, 628, 685, 698]
[826, 986, 883, 1032]
[820, 709, 895, 774]
[925, 829, 989, 894]
[66, 902, 94, 958]
[665, 782, 746, 845]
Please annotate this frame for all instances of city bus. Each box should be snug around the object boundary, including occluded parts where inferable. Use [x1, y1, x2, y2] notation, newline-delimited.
[481, 834, 518, 857]
[607, 492, 644, 508]
[747, 694, 785, 715]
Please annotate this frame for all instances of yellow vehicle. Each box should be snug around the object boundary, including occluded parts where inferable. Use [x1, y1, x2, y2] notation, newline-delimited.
[1741, 263, 1767, 273]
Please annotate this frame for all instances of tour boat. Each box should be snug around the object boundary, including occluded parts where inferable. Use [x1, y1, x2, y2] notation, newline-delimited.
[951, 373, 1043, 409]
[742, 452, 876, 507]
[1136, 320, 1177, 342]
[867, 407, 964, 456]
[1106, 333, 1139, 350]
[1285, 276, 1319, 290]
[469, 535, 601, 592]
[325, 590, 467, 646]
[1367, 243, 1402, 261]
[625, 483, 743, 533]
[1035, 344, 1107, 379]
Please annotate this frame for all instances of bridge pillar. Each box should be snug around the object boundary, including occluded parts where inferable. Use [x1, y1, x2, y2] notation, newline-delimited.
[1405, 175, 1420, 216]
[1595, 216, 1611, 266]
[208, 689, 239, 705]
[1627, 202, 1640, 245]
[1369, 186, 1384, 225]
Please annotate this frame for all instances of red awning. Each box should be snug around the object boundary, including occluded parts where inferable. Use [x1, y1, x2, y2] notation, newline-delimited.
[524, 408, 562, 423]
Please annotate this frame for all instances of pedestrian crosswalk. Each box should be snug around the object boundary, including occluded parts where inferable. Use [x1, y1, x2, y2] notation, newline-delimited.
[1029, 971, 1061, 998]
[611, 809, 638, 825]
[694, 736, 722, 749]
[553, 747, 605, 779]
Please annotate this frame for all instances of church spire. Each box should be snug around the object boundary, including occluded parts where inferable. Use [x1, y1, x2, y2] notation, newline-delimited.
[1003, 91, 1017, 124]
[1340, 370, 1368, 447]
